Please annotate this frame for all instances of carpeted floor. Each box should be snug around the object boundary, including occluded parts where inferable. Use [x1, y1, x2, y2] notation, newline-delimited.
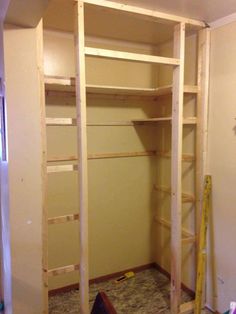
[49, 268, 194, 313]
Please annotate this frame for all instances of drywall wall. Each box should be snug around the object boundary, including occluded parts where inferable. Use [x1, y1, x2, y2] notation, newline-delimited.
[206, 21, 236, 313]
[3, 23, 45, 313]
[0, 20, 12, 314]
[44, 30, 162, 290]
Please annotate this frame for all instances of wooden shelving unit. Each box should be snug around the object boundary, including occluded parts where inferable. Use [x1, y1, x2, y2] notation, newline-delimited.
[43, 1, 210, 313]
[45, 75, 198, 97]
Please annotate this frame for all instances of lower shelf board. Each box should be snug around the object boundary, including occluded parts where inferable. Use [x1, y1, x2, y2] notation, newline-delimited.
[48, 214, 79, 225]
[46, 264, 80, 277]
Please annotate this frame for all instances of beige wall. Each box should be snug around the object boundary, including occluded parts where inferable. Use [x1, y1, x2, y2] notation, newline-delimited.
[206, 21, 236, 313]
[44, 30, 161, 290]
[3, 23, 44, 313]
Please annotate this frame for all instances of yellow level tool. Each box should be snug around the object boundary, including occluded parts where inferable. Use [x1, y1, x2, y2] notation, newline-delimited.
[195, 175, 212, 314]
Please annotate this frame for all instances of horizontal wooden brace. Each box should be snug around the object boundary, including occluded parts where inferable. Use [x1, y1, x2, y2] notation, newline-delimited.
[46, 264, 80, 277]
[47, 165, 78, 173]
[156, 151, 195, 162]
[48, 214, 79, 225]
[179, 300, 195, 313]
[85, 47, 180, 66]
[154, 216, 195, 240]
[82, 0, 206, 27]
[47, 151, 156, 163]
[154, 185, 195, 203]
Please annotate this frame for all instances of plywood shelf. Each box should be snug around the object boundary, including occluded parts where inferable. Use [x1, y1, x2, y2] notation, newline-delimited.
[44, 75, 198, 97]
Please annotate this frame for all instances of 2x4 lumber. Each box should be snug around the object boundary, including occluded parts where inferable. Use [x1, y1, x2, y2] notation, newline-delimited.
[196, 29, 210, 255]
[82, 0, 205, 27]
[48, 214, 79, 225]
[75, 2, 89, 313]
[47, 151, 156, 162]
[47, 264, 80, 277]
[154, 185, 195, 203]
[85, 47, 180, 66]
[47, 165, 78, 173]
[37, 20, 49, 313]
[171, 22, 185, 314]
[156, 152, 195, 162]
[47, 151, 195, 163]
[154, 216, 195, 240]
[179, 301, 195, 313]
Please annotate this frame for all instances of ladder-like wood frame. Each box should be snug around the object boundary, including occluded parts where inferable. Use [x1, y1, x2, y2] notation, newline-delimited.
[42, 1, 210, 313]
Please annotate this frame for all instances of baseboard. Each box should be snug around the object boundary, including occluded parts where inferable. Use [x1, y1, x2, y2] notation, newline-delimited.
[49, 262, 198, 300]
[154, 263, 195, 298]
[49, 262, 156, 296]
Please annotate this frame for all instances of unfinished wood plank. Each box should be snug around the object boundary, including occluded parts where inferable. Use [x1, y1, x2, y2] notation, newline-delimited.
[154, 216, 195, 239]
[171, 22, 185, 314]
[47, 165, 78, 173]
[156, 152, 195, 162]
[37, 19, 49, 314]
[46, 117, 76, 126]
[154, 185, 195, 203]
[83, 0, 205, 27]
[181, 236, 196, 244]
[75, 2, 89, 313]
[47, 264, 80, 277]
[45, 76, 198, 97]
[179, 301, 195, 313]
[85, 47, 180, 66]
[196, 28, 210, 255]
[48, 214, 79, 225]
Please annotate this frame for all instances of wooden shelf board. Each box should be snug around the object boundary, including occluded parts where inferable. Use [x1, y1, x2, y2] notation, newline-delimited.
[48, 214, 79, 225]
[45, 76, 198, 97]
[46, 264, 80, 277]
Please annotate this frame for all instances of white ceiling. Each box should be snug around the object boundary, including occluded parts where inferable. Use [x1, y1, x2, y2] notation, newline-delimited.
[109, 0, 236, 23]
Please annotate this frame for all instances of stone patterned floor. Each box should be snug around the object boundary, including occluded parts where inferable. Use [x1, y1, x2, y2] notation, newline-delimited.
[49, 268, 193, 314]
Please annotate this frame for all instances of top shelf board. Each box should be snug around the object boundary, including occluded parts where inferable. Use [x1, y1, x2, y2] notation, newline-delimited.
[44, 76, 198, 97]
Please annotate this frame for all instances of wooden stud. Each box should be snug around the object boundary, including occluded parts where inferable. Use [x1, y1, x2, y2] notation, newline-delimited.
[74, 2, 89, 313]
[36, 20, 49, 314]
[85, 47, 180, 66]
[82, 0, 206, 27]
[196, 29, 210, 248]
[48, 214, 79, 225]
[171, 22, 185, 314]
[156, 152, 195, 162]
[195, 28, 210, 313]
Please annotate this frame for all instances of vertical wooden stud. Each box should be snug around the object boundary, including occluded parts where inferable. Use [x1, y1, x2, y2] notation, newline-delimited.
[36, 19, 49, 314]
[171, 22, 185, 314]
[196, 28, 210, 247]
[74, 2, 89, 314]
[195, 28, 210, 312]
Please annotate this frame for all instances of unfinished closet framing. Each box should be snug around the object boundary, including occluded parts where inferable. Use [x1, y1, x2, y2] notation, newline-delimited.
[42, 1, 210, 313]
